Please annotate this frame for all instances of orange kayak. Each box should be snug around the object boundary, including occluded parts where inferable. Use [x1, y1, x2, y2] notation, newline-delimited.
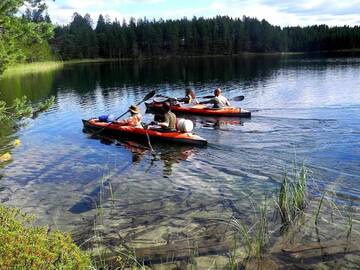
[145, 101, 251, 117]
[82, 119, 207, 146]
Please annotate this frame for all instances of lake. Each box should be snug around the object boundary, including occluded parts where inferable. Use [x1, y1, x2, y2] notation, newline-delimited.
[0, 54, 359, 268]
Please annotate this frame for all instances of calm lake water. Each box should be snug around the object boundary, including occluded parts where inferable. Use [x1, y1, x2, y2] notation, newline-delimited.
[0, 54, 359, 266]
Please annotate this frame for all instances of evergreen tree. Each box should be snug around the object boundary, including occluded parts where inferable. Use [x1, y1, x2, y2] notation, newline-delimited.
[50, 14, 360, 61]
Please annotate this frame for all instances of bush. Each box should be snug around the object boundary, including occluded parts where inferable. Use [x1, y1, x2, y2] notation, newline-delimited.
[0, 205, 92, 270]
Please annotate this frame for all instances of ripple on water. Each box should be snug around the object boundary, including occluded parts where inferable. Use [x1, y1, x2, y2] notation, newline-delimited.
[0, 56, 359, 263]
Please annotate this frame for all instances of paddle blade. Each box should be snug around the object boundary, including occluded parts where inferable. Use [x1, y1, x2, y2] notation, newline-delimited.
[143, 90, 156, 102]
[232, 95, 245, 101]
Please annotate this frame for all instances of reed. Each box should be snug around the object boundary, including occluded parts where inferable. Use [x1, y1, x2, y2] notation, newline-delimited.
[314, 192, 325, 226]
[277, 164, 308, 225]
[253, 200, 269, 259]
[2, 61, 64, 77]
[346, 207, 353, 240]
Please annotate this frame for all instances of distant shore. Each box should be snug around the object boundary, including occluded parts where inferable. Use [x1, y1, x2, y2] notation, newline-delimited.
[2, 49, 359, 77]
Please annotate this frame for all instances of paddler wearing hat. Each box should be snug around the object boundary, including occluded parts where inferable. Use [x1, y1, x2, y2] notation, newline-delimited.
[115, 105, 143, 128]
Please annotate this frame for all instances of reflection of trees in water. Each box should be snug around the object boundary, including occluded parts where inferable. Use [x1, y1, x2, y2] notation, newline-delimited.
[0, 69, 59, 104]
[0, 70, 59, 166]
[55, 56, 286, 96]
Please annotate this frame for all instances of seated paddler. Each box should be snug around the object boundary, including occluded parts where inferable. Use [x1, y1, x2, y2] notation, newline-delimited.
[177, 87, 198, 104]
[151, 102, 177, 131]
[200, 88, 231, 108]
[114, 105, 143, 128]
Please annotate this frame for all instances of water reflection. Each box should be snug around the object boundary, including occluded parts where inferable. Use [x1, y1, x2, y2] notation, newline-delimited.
[0, 69, 59, 104]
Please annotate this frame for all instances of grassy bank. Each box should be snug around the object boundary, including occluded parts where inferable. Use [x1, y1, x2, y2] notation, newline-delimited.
[1, 62, 64, 78]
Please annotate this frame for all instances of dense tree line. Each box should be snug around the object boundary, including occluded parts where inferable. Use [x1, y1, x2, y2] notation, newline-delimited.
[51, 14, 360, 60]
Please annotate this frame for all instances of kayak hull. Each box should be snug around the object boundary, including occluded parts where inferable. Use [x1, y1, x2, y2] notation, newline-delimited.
[82, 119, 207, 146]
[145, 101, 251, 117]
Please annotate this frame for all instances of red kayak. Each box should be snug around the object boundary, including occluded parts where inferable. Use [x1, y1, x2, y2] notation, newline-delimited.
[82, 119, 207, 146]
[145, 101, 251, 117]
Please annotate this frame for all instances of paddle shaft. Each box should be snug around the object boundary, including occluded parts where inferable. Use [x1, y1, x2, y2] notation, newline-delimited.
[115, 90, 156, 120]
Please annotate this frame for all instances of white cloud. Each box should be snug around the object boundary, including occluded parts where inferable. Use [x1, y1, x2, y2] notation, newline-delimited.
[43, 0, 360, 26]
[206, 0, 360, 26]
[45, 0, 140, 25]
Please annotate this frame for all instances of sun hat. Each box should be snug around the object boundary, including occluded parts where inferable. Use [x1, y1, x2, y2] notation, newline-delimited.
[129, 105, 140, 114]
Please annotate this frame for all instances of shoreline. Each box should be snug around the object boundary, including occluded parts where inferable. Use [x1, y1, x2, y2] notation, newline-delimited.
[1, 48, 359, 77]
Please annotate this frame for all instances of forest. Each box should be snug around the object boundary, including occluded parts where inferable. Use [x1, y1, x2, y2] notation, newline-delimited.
[51, 13, 360, 60]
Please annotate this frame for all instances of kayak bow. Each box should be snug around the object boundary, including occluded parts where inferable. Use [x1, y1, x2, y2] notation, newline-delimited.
[82, 119, 207, 146]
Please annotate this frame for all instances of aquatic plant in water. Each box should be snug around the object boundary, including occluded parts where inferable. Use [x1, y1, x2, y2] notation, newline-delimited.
[277, 165, 308, 225]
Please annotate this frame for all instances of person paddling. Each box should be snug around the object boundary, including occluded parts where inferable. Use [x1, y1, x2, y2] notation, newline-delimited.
[200, 88, 231, 108]
[151, 102, 176, 131]
[114, 105, 143, 128]
[178, 87, 198, 104]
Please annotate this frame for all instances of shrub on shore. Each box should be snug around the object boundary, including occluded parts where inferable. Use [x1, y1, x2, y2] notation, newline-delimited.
[0, 205, 92, 270]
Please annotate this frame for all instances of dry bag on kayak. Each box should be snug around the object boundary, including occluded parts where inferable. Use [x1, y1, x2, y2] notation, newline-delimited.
[98, 114, 115, 122]
[177, 118, 194, 133]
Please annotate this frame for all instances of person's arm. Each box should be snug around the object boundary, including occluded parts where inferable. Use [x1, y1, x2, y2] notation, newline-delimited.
[157, 114, 170, 128]
[177, 96, 191, 103]
[151, 114, 169, 127]
[114, 118, 129, 125]
[199, 98, 215, 105]
[115, 116, 139, 126]
[225, 98, 231, 106]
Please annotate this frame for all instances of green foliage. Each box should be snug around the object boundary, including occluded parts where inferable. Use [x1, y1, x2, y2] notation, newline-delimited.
[36, 95, 55, 112]
[0, 95, 55, 125]
[0, 205, 92, 270]
[0, 100, 12, 122]
[0, 0, 54, 74]
[13, 96, 33, 118]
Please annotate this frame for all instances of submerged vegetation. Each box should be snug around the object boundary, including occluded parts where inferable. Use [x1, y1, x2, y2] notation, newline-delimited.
[66, 162, 357, 270]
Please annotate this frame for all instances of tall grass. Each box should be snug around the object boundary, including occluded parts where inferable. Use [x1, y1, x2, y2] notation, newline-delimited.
[2, 61, 63, 77]
[277, 165, 308, 225]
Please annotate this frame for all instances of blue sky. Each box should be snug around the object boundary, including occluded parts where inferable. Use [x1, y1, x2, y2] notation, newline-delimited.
[45, 0, 360, 26]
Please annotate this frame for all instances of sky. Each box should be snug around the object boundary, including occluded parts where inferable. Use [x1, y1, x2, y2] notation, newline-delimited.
[44, 0, 360, 27]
